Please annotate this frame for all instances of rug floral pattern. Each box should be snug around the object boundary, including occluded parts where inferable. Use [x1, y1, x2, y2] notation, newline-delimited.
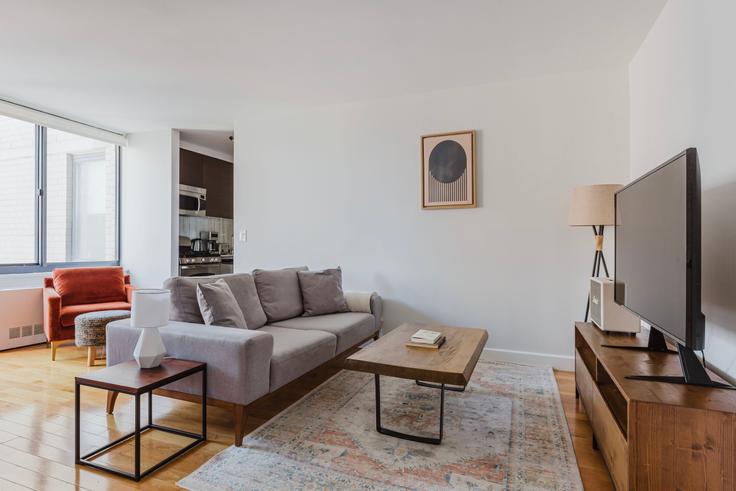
[179, 362, 583, 490]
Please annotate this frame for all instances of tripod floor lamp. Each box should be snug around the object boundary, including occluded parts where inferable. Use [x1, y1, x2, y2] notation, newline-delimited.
[568, 184, 622, 322]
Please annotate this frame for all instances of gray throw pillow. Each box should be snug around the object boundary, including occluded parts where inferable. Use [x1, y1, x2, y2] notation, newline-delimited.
[164, 273, 268, 328]
[253, 267, 308, 322]
[196, 279, 248, 329]
[297, 268, 350, 317]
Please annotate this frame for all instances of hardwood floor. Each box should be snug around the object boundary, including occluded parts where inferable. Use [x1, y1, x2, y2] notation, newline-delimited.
[0, 342, 613, 490]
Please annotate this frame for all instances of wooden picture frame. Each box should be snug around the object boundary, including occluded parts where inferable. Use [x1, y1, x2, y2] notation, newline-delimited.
[421, 130, 476, 209]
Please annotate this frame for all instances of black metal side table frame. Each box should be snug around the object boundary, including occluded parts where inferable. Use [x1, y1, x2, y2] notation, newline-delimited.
[75, 363, 207, 481]
[374, 374, 466, 445]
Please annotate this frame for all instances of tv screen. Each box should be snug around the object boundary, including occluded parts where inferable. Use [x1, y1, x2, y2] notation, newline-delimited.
[614, 148, 704, 349]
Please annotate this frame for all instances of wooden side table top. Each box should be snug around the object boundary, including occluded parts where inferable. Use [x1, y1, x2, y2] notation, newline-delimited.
[345, 323, 488, 386]
[75, 359, 205, 395]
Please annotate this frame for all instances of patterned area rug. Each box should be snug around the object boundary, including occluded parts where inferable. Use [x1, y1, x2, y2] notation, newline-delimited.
[178, 362, 582, 490]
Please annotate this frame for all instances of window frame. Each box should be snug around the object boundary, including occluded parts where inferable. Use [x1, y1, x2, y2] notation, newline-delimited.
[0, 124, 121, 274]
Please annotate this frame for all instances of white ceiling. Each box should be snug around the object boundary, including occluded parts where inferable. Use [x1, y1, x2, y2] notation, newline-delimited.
[0, 0, 666, 133]
[180, 130, 234, 158]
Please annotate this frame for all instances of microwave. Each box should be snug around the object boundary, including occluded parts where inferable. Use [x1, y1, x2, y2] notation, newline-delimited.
[179, 184, 207, 216]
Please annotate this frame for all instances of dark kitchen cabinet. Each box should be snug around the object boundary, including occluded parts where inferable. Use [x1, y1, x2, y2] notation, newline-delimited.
[203, 155, 233, 219]
[180, 149, 233, 219]
[180, 149, 204, 187]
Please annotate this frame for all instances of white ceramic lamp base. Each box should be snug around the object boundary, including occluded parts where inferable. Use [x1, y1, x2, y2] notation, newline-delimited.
[133, 327, 166, 368]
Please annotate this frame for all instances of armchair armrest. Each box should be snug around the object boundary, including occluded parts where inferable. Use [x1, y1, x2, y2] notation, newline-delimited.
[43, 287, 62, 341]
[106, 319, 274, 406]
[125, 284, 135, 304]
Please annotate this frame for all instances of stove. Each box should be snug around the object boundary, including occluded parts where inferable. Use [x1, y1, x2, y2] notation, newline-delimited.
[179, 255, 222, 265]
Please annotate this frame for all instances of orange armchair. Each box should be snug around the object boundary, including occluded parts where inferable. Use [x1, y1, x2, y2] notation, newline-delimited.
[43, 266, 133, 360]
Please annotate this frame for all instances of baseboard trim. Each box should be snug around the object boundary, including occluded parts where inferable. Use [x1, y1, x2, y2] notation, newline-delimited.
[481, 347, 574, 371]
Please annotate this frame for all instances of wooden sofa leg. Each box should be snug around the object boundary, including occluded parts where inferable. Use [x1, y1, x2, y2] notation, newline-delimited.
[234, 404, 247, 447]
[50, 341, 59, 361]
[106, 391, 119, 414]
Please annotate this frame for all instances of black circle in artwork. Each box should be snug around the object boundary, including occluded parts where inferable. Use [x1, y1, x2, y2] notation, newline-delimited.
[428, 140, 467, 183]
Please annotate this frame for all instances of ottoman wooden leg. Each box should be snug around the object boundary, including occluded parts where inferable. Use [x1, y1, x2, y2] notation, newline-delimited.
[87, 347, 95, 367]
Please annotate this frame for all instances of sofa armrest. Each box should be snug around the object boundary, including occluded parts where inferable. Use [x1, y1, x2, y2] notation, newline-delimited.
[43, 287, 62, 341]
[345, 291, 383, 331]
[106, 319, 274, 406]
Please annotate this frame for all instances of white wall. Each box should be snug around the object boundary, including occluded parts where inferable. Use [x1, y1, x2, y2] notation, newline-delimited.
[120, 130, 176, 288]
[630, 0, 736, 378]
[234, 68, 630, 367]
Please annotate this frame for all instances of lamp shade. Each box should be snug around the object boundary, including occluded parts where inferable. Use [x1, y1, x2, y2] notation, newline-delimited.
[567, 184, 622, 226]
[131, 289, 170, 328]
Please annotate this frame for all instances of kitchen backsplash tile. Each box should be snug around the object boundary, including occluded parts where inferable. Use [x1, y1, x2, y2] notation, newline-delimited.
[180, 216, 233, 250]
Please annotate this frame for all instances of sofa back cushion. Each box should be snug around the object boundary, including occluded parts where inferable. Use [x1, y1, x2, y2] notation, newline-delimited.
[164, 273, 268, 328]
[52, 266, 126, 306]
[297, 268, 350, 317]
[253, 267, 308, 322]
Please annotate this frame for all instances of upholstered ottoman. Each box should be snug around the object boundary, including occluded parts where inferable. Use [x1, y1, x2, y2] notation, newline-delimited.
[75, 310, 131, 367]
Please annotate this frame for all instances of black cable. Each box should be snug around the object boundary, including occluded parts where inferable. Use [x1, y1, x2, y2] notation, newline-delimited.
[701, 349, 706, 367]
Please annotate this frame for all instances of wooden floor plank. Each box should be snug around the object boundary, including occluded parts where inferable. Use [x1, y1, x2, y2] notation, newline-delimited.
[0, 342, 614, 489]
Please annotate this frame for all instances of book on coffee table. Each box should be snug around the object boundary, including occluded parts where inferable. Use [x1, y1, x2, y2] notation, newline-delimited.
[406, 329, 445, 349]
[406, 336, 446, 349]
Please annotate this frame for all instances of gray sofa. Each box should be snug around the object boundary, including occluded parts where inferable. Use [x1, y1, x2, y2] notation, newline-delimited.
[106, 271, 382, 446]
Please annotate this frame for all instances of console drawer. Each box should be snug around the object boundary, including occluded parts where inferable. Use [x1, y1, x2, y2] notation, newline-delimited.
[575, 349, 594, 414]
[591, 386, 629, 490]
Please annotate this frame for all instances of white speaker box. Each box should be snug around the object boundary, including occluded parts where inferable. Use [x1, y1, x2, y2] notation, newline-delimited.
[589, 277, 641, 333]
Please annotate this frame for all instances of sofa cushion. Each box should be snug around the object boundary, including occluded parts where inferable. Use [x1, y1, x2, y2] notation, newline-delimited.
[258, 325, 336, 390]
[297, 268, 349, 317]
[270, 312, 376, 354]
[164, 273, 268, 328]
[60, 301, 131, 327]
[253, 267, 308, 322]
[52, 266, 127, 305]
[196, 280, 248, 329]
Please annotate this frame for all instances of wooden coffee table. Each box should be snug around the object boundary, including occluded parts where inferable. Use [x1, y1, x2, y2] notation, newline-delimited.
[345, 323, 488, 444]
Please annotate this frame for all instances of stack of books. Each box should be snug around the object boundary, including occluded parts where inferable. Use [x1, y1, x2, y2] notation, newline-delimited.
[406, 329, 445, 349]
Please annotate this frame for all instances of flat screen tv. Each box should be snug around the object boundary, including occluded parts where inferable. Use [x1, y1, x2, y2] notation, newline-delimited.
[612, 148, 731, 389]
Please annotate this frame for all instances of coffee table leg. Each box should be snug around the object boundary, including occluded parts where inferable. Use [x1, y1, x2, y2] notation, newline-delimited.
[374, 374, 444, 444]
[415, 380, 466, 392]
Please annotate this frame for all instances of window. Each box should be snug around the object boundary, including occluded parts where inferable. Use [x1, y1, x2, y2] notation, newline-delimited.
[0, 114, 120, 272]
[0, 115, 37, 265]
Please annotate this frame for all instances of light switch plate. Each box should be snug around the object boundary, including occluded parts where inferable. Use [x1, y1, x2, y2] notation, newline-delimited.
[238, 229, 247, 242]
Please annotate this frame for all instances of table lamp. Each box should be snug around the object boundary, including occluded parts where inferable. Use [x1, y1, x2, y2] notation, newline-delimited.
[568, 184, 622, 321]
[131, 289, 170, 368]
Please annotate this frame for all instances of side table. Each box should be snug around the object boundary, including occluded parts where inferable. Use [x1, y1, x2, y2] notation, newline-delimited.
[75, 358, 206, 481]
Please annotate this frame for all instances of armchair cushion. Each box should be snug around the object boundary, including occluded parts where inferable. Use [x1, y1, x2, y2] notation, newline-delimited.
[60, 301, 131, 327]
[52, 266, 127, 305]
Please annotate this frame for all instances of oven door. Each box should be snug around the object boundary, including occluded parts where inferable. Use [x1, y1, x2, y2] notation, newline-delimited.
[179, 264, 221, 277]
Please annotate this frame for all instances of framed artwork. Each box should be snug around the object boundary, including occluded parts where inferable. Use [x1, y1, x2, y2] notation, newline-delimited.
[421, 130, 476, 209]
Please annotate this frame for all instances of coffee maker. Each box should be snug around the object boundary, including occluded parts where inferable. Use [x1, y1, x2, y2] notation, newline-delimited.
[200, 231, 220, 255]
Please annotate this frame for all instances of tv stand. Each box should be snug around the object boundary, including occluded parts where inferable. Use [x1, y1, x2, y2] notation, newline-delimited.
[601, 327, 677, 354]
[574, 322, 736, 489]
[627, 344, 735, 389]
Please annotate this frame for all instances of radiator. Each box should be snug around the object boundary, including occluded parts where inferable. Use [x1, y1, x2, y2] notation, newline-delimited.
[0, 288, 46, 351]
